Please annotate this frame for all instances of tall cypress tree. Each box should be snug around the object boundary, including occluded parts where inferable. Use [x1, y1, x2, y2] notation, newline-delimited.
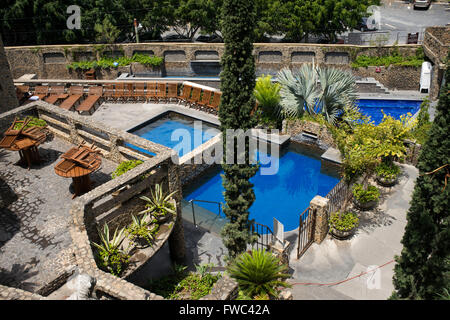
[391, 57, 450, 299]
[219, 0, 258, 259]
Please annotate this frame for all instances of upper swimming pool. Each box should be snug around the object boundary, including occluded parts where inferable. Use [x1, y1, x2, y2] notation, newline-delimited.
[127, 112, 220, 157]
[356, 99, 422, 125]
[183, 142, 340, 231]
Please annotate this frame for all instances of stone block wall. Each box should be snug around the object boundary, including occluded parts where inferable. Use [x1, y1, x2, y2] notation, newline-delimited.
[282, 119, 336, 149]
[0, 35, 18, 113]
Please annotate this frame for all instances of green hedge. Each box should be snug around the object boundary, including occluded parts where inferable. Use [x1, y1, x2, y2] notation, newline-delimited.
[67, 53, 164, 71]
[351, 54, 424, 68]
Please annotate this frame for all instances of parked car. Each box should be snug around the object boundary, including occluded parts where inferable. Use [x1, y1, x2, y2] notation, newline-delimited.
[356, 17, 378, 32]
[162, 34, 192, 42]
[413, 0, 432, 9]
[195, 34, 223, 43]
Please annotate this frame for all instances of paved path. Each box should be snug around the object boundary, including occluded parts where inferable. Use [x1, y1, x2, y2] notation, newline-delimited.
[287, 163, 418, 300]
[0, 137, 115, 293]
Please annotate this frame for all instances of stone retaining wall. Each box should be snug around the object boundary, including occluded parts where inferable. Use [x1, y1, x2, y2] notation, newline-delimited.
[282, 119, 336, 149]
[5, 43, 420, 87]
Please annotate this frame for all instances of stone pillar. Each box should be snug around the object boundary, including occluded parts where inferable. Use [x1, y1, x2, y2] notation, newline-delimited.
[67, 119, 81, 144]
[310, 195, 329, 244]
[0, 34, 19, 114]
[167, 161, 186, 264]
[108, 134, 123, 163]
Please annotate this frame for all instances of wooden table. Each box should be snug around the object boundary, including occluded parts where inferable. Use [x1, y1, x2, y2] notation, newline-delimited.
[54, 146, 102, 199]
[0, 124, 47, 170]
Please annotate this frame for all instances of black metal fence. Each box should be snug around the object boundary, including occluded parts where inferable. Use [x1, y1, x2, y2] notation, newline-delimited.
[297, 207, 316, 259]
[251, 222, 275, 251]
[325, 179, 351, 216]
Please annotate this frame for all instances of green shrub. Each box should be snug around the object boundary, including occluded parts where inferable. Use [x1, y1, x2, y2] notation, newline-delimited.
[329, 211, 359, 232]
[13, 117, 46, 130]
[111, 160, 143, 179]
[227, 249, 291, 299]
[67, 54, 164, 70]
[351, 54, 424, 68]
[411, 97, 432, 145]
[375, 162, 401, 180]
[147, 264, 221, 300]
[352, 183, 380, 203]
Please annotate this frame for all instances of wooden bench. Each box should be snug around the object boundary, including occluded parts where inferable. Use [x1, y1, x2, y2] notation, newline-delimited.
[44, 86, 68, 105]
[76, 86, 103, 115]
[60, 86, 84, 111]
[146, 82, 157, 102]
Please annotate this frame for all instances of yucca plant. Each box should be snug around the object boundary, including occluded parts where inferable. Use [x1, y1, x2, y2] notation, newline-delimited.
[139, 184, 177, 221]
[91, 223, 130, 276]
[227, 249, 291, 299]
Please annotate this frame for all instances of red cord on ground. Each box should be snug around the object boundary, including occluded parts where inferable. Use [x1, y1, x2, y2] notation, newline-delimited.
[289, 260, 395, 287]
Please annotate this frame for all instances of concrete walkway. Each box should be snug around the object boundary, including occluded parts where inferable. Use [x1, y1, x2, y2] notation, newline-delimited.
[287, 163, 418, 300]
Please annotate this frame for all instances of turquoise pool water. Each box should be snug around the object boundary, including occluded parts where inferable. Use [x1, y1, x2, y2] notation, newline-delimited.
[127, 113, 220, 157]
[356, 99, 422, 125]
[184, 144, 340, 231]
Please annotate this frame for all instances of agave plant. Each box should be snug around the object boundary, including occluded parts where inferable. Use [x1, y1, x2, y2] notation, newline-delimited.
[126, 213, 155, 246]
[277, 64, 358, 126]
[227, 249, 291, 299]
[139, 184, 177, 219]
[91, 223, 129, 276]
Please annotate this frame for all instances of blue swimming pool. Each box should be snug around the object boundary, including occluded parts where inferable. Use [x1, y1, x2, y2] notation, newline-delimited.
[127, 112, 220, 157]
[184, 143, 340, 231]
[356, 99, 422, 125]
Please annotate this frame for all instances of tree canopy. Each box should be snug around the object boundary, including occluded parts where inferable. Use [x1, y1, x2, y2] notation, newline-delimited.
[1, 0, 379, 46]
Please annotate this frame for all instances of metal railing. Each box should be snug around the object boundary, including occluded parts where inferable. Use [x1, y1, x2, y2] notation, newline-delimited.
[189, 199, 224, 227]
[251, 221, 275, 251]
[325, 179, 351, 216]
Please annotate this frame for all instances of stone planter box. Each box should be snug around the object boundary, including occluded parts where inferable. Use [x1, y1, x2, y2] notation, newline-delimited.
[330, 226, 357, 240]
[118, 198, 177, 279]
[376, 174, 398, 187]
[353, 197, 378, 211]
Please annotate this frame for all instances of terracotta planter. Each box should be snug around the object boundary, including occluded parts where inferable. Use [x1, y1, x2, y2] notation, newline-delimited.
[353, 197, 378, 211]
[376, 174, 398, 187]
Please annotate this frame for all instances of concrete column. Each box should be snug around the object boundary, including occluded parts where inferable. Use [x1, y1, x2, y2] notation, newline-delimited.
[167, 161, 186, 264]
[310, 195, 329, 244]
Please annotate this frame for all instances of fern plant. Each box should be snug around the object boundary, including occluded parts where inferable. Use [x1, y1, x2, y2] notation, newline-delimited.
[139, 184, 177, 219]
[91, 224, 130, 276]
[227, 249, 291, 299]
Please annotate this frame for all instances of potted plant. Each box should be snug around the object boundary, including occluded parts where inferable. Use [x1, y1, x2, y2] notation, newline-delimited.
[125, 213, 158, 248]
[352, 183, 380, 210]
[329, 211, 359, 239]
[375, 161, 401, 187]
[139, 184, 177, 224]
[111, 160, 143, 196]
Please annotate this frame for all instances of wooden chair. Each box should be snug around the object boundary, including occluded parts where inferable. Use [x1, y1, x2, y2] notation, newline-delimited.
[76, 86, 103, 115]
[123, 83, 135, 102]
[44, 86, 68, 105]
[103, 84, 114, 101]
[196, 90, 213, 111]
[146, 82, 157, 103]
[166, 83, 178, 103]
[33, 86, 49, 100]
[177, 84, 192, 105]
[113, 82, 125, 101]
[16, 85, 30, 103]
[207, 92, 221, 113]
[60, 86, 84, 111]
[156, 83, 167, 103]
[0, 117, 31, 148]
[133, 82, 146, 101]
[187, 87, 202, 107]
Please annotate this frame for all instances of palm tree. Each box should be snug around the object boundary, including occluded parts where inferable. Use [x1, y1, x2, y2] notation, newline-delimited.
[254, 74, 282, 121]
[277, 64, 358, 125]
[227, 249, 291, 299]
